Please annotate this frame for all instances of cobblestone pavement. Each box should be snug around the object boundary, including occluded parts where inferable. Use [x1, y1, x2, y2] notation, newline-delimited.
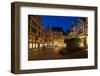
[28, 47, 88, 60]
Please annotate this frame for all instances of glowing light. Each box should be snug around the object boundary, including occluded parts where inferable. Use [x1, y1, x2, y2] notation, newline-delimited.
[63, 43, 66, 47]
[80, 43, 84, 47]
[29, 43, 32, 48]
[44, 43, 47, 46]
[40, 44, 43, 47]
[35, 43, 38, 48]
[33, 43, 35, 48]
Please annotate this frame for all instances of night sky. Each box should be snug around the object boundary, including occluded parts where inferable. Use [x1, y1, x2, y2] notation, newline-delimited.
[41, 15, 81, 33]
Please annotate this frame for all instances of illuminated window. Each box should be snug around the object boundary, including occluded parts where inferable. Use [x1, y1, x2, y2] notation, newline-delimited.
[33, 43, 35, 48]
[63, 43, 66, 47]
[44, 43, 47, 47]
[35, 43, 38, 48]
[40, 44, 43, 47]
[29, 43, 32, 49]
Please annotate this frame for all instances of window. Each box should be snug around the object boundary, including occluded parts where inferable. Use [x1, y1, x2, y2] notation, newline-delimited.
[33, 43, 35, 48]
[29, 43, 32, 49]
[35, 43, 38, 48]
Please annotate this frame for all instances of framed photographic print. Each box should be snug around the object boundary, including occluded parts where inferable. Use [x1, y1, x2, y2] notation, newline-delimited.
[11, 2, 98, 74]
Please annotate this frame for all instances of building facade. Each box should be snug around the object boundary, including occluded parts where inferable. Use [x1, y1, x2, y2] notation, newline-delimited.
[66, 18, 88, 48]
[44, 27, 53, 47]
[44, 27, 65, 48]
[52, 27, 65, 47]
[28, 15, 66, 50]
[77, 18, 88, 47]
[28, 15, 45, 51]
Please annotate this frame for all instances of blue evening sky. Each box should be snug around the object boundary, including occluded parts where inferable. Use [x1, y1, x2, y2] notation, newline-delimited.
[41, 15, 81, 32]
